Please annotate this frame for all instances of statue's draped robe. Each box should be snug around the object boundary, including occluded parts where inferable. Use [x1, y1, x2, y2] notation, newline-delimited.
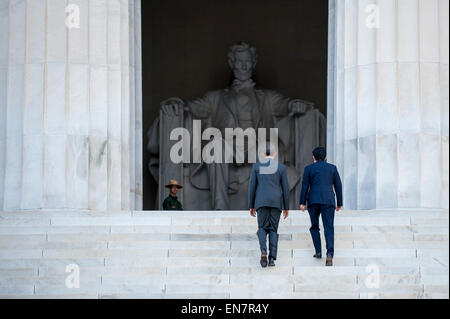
[148, 81, 325, 209]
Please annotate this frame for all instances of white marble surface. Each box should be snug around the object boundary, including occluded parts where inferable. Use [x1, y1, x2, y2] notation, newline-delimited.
[376, 134, 398, 208]
[328, 0, 449, 210]
[0, 209, 447, 299]
[47, 0, 67, 63]
[0, 0, 142, 211]
[0, 0, 447, 211]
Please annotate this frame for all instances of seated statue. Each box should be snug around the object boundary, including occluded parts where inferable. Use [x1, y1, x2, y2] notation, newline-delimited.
[147, 42, 326, 210]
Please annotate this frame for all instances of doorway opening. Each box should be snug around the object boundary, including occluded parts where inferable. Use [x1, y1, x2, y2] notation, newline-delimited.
[141, 0, 329, 210]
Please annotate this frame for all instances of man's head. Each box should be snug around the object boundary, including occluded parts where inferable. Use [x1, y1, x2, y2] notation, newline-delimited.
[312, 147, 327, 162]
[228, 42, 258, 82]
[262, 142, 277, 159]
[165, 180, 183, 196]
[169, 186, 179, 196]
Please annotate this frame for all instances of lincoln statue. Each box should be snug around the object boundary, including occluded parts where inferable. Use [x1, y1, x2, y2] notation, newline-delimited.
[147, 42, 326, 210]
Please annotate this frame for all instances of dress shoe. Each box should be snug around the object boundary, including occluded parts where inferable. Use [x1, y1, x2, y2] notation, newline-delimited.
[313, 253, 322, 259]
[260, 255, 268, 268]
[325, 256, 333, 267]
[268, 257, 275, 267]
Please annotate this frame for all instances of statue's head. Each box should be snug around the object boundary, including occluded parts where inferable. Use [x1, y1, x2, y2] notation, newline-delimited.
[228, 42, 258, 81]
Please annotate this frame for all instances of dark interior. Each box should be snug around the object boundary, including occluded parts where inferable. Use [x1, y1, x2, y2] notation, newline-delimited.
[142, 0, 329, 210]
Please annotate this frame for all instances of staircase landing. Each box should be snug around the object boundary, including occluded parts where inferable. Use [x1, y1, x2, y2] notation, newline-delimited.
[0, 209, 448, 299]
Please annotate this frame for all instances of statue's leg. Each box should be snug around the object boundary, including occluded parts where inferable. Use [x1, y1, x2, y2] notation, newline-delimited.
[207, 161, 230, 210]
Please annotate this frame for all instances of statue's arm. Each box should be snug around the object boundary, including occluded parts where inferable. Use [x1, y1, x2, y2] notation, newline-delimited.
[161, 90, 218, 119]
[268, 90, 314, 117]
[187, 91, 218, 119]
[267, 90, 290, 117]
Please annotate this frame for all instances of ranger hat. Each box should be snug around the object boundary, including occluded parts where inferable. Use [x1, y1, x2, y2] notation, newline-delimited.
[165, 179, 183, 189]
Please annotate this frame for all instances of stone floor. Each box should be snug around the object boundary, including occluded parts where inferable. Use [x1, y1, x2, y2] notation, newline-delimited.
[0, 209, 448, 299]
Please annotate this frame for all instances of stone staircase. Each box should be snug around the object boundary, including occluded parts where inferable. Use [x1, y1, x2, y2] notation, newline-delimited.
[0, 209, 448, 299]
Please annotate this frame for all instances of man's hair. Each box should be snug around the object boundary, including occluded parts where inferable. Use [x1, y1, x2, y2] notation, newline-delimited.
[228, 42, 258, 66]
[313, 147, 327, 161]
[265, 142, 277, 156]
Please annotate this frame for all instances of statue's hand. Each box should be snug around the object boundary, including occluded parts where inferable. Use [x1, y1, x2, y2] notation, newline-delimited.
[288, 100, 313, 116]
[161, 97, 187, 117]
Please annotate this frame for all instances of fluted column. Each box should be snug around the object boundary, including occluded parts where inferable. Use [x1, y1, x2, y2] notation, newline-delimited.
[328, 0, 449, 210]
[0, 0, 142, 211]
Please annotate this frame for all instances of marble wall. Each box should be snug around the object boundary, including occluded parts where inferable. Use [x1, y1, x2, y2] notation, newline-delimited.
[328, 0, 449, 210]
[0, 0, 447, 211]
[0, 0, 142, 211]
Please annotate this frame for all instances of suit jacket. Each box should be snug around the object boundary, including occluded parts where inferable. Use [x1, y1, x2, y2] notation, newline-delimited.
[248, 159, 290, 211]
[299, 161, 343, 207]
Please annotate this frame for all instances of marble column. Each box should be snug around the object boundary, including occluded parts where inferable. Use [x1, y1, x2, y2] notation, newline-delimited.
[328, 0, 449, 210]
[0, 0, 142, 211]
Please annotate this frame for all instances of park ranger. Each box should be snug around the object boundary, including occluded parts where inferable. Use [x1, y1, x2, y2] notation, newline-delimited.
[162, 180, 183, 211]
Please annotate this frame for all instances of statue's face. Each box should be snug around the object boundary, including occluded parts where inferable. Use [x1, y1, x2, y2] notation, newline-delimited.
[230, 50, 255, 81]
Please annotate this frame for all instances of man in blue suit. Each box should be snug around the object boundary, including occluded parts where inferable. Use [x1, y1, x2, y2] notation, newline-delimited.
[249, 143, 290, 268]
[299, 147, 343, 266]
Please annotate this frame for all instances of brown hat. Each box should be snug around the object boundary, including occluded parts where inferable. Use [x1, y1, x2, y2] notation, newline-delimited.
[165, 179, 183, 189]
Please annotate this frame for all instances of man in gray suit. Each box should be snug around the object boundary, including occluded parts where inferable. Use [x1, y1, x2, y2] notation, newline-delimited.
[248, 143, 290, 268]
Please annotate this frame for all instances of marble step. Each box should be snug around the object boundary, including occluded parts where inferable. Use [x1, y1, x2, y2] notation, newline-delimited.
[1, 231, 445, 242]
[0, 236, 447, 251]
[1, 225, 448, 237]
[1, 209, 447, 218]
[0, 209, 447, 299]
[0, 265, 420, 276]
[1, 255, 445, 270]
[0, 294, 100, 299]
[0, 264, 442, 277]
[0, 247, 442, 259]
[3, 215, 447, 227]
[2, 291, 446, 299]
